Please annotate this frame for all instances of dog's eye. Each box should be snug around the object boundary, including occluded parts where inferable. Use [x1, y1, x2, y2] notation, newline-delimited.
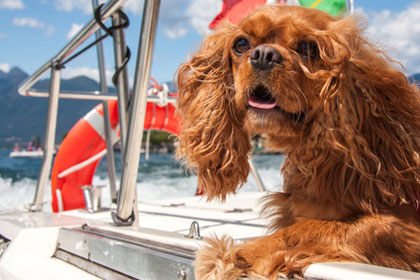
[297, 41, 319, 59]
[233, 38, 251, 55]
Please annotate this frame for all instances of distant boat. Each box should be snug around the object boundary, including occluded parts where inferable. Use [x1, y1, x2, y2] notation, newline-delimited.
[9, 150, 44, 158]
[9, 135, 46, 158]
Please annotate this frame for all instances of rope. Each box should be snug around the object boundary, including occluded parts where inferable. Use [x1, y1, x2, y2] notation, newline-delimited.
[56, 3, 131, 88]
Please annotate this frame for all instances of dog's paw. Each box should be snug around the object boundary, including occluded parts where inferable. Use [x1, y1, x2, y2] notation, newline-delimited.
[194, 235, 234, 280]
[195, 235, 256, 280]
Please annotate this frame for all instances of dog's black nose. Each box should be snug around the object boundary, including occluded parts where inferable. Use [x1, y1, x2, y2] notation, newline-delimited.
[250, 45, 283, 70]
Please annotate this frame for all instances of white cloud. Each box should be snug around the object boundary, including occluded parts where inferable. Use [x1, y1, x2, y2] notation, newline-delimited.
[45, 25, 55, 36]
[0, 63, 10, 73]
[13, 17, 45, 28]
[123, 0, 191, 39]
[159, 0, 189, 39]
[164, 26, 188, 39]
[365, 1, 420, 75]
[53, 0, 107, 14]
[61, 66, 114, 85]
[0, 0, 24, 9]
[0, 33, 7, 39]
[12, 17, 55, 36]
[51, 0, 220, 39]
[124, 0, 143, 14]
[67, 23, 83, 39]
[123, 0, 220, 39]
[185, 0, 222, 35]
[157, 0, 220, 39]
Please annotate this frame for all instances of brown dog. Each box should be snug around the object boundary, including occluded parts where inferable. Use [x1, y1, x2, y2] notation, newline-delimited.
[177, 5, 420, 279]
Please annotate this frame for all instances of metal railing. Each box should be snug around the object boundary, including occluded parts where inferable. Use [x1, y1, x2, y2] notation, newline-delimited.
[18, 0, 172, 213]
[20, 0, 129, 211]
[19, 0, 269, 221]
[19, 0, 129, 99]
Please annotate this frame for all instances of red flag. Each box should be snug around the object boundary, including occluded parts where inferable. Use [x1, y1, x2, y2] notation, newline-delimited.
[209, 0, 268, 29]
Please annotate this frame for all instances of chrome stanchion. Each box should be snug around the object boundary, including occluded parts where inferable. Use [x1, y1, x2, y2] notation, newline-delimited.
[145, 129, 151, 161]
[92, 0, 118, 204]
[111, 12, 131, 156]
[112, 0, 161, 226]
[248, 156, 266, 192]
[346, 0, 354, 13]
[29, 65, 61, 211]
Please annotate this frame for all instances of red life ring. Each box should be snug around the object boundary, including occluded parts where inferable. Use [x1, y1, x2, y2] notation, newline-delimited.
[51, 99, 181, 212]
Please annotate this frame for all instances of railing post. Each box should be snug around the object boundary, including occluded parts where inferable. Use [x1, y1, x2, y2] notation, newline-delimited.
[29, 64, 61, 211]
[145, 129, 151, 161]
[346, 0, 354, 13]
[92, 0, 118, 204]
[112, 0, 161, 226]
[111, 12, 131, 156]
[248, 156, 266, 192]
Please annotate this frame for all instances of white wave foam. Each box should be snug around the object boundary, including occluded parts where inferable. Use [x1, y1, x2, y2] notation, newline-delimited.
[0, 177, 52, 212]
[0, 158, 284, 212]
[92, 174, 200, 205]
[95, 167, 283, 206]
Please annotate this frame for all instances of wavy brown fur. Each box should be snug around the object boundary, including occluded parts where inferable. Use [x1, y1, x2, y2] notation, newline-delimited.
[176, 24, 252, 199]
[177, 5, 420, 279]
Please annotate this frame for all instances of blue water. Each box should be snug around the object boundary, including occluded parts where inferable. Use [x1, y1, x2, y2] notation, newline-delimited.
[0, 149, 284, 211]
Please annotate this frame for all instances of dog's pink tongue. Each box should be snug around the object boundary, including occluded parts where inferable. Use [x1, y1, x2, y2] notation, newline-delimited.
[248, 98, 277, 109]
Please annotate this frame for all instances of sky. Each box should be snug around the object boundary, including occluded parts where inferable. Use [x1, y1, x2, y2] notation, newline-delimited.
[1, 0, 420, 87]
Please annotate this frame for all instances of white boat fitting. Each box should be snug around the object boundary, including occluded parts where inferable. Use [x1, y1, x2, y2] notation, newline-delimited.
[2, 0, 420, 279]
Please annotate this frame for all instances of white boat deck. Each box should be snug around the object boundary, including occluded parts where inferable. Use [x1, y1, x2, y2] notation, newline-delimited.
[1, 192, 420, 280]
[0, 192, 267, 280]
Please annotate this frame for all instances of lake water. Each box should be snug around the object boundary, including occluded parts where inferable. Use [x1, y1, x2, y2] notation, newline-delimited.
[0, 149, 285, 212]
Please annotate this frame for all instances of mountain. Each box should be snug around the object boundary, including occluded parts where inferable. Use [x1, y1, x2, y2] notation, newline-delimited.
[0, 67, 109, 147]
[1, 66, 418, 148]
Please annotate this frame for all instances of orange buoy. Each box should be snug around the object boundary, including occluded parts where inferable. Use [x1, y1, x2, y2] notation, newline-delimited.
[51, 99, 181, 212]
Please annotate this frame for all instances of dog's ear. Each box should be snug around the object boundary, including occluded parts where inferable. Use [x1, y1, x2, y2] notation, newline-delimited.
[300, 16, 420, 212]
[176, 24, 251, 200]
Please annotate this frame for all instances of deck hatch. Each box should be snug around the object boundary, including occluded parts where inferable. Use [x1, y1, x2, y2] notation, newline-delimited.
[55, 226, 195, 280]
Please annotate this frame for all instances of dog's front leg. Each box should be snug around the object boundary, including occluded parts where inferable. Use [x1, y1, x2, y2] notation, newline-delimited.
[194, 220, 356, 280]
[194, 232, 289, 280]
